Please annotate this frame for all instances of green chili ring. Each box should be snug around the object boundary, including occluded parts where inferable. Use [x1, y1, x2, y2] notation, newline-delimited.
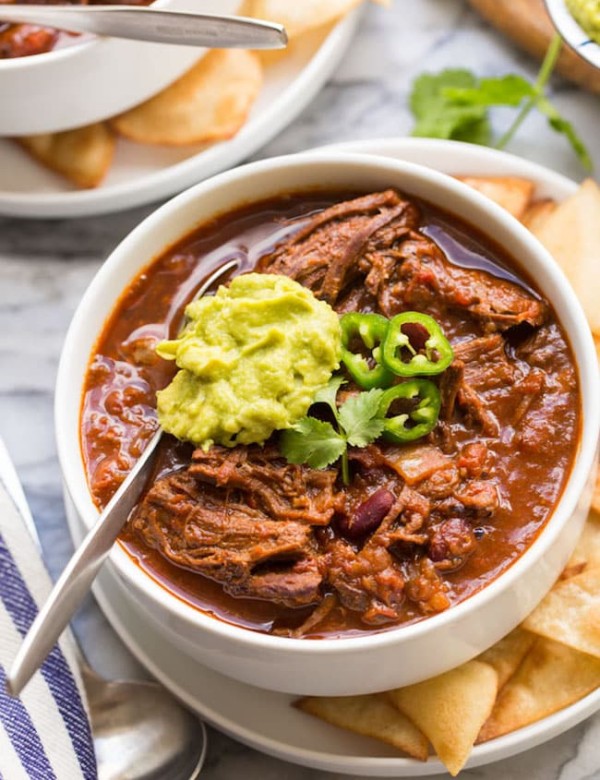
[379, 379, 442, 443]
[340, 312, 394, 390]
[381, 311, 454, 377]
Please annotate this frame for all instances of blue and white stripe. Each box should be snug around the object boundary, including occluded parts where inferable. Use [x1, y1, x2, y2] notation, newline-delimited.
[0, 479, 97, 780]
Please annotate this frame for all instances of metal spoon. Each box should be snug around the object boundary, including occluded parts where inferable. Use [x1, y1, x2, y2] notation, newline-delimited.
[0, 5, 287, 50]
[83, 662, 207, 780]
[0, 435, 208, 779]
[8, 258, 239, 698]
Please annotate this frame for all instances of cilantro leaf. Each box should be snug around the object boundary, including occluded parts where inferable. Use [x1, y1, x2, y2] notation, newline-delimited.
[338, 388, 386, 447]
[410, 69, 477, 117]
[279, 382, 386, 480]
[443, 75, 535, 107]
[313, 375, 345, 422]
[536, 96, 593, 172]
[408, 37, 592, 171]
[451, 116, 491, 146]
[279, 417, 346, 470]
[410, 70, 490, 144]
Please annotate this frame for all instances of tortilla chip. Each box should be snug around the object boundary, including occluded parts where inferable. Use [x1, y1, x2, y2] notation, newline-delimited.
[236, 0, 255, 14]
[389, 660, 498, 776]
[111, 50, 262, 146]
[478, 627, 537, 690]
[531, 179, 600, 334]
[456, 176, 535, 220]
[256, 17, 338, 67]
[521, 567, 600, 659]
[245, 0, 363, 39]
[593, 468, 600, 515]
[296, 694, 429, 760]
[478, 637, 600, 742]
[521, 198, 558, 232]
[566, 510, 600, 573]
[17, 123, 114, 189]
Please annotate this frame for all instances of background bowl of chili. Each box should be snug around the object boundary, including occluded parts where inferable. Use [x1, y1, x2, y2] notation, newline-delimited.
[55, 152, 599, 696]
[0, 0, 238, 137]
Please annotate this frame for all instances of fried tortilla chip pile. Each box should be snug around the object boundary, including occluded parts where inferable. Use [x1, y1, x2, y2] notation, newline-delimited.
[12, 0, 374, 188]
[297, 176, 600, 776]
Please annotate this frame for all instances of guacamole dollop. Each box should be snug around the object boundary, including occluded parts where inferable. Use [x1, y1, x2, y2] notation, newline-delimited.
[566, 0, 600, 43]
[156, 273, 341, 448]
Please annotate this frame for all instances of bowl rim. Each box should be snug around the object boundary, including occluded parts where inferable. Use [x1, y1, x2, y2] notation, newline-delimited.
[56, 150, 600, 654]
[0, 0, 169, 70]
[545, 0, 600, 70]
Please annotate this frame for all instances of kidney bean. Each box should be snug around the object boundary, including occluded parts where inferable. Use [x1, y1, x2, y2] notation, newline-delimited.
[429, 518, 475, 570]
[338, 488, 395, 541]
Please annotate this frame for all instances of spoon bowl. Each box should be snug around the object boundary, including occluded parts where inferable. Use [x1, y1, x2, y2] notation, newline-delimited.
[84, 663, 206, 780]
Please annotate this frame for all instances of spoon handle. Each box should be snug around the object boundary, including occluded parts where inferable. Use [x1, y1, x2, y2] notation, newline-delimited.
[0, 6, 287, 50]
[7, 258, 238, 698]
[7, 427, 163, 698]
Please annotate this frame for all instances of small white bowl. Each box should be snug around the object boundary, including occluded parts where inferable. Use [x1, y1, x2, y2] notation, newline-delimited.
[545, 0, 600, 70]
[1, 0, 239, 137]
[56, 152, 599, 696]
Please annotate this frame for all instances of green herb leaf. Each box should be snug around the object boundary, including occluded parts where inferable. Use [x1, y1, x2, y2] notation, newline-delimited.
[338, 388, 386, 447]
[279, 381, 386, 479]
[279, 417, 346, 470]
[410, 69, 490, 144]
[451, 116, 492, 146]
[536, 96, 593, 172]
[313, 375, 345, 421]
[408, 37, 592, 171]
[443, 75, 535, 107]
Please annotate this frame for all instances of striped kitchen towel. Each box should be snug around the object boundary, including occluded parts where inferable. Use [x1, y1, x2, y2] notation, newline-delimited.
[0, 443, 97, 780]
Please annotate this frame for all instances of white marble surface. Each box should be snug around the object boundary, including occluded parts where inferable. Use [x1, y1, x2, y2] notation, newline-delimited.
[1, 1, 600, 777]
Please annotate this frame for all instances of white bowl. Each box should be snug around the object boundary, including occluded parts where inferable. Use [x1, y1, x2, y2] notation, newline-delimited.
[55, 152, 599, 696]
[1, 0, 239, 137]
[545, 0, 600, 70]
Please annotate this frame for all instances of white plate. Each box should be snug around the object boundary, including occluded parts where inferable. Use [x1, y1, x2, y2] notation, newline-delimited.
[65, 138, 600, 776]
[545, 0, 600, 71]
[0, 11, 360, 219]
[65, 498, 600, 778]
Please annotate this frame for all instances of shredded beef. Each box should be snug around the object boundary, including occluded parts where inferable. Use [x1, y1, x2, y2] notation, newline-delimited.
[327, 536, 407, 625]
[439, 334, 526, 436]
[257, 190, 418, 306]
[404, 558, 451, 613]
[124, 189, 574, 633]
[456, 382, 500, 436]
[369, 233, 547, 329]
[189, 445, 339, 525]
[456, 335, 520, 392]
[133, 472, 322, 607]
[439, 360, 464, 420]
[395, 486, 431, 539]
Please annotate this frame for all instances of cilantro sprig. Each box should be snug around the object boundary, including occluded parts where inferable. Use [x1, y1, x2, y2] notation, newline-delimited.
[279, 377, 385, 485]
[409, 34, 592, 171]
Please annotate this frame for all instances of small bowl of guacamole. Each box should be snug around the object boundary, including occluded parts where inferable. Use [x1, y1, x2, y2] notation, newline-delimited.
[546, 0, 600, 70]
